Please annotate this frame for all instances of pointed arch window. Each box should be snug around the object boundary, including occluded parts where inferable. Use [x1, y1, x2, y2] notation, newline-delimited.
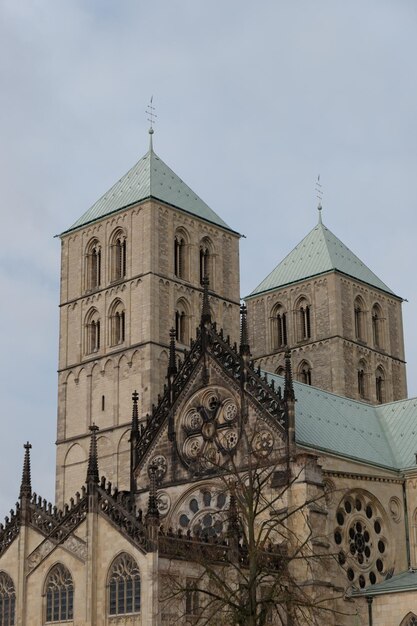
[358, 360, 367, 399]
[296, 298, 311, 341]
[85, 239, 101, 291]
[375, 366, 385, 403]
[175, 299, 190, 345]
[298, 361, 312, 386]
[199, 238, 214, 286]
[372, 304, 384, 348]
[400, 613, 417, 626]
[45, 564, 74, 623]
[109, 300, 126, 346]
[110, 230, 127, 282]
[354, 297, 366, 342]
[271, 304, 287, 350]
[0, 572, 15, 626]
[85, 309, 101, 354]
[108, 553, 141, 616]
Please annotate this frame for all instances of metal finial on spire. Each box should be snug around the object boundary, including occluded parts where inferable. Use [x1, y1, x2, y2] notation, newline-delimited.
[20, 442, 32, 500]
[146, 96, 157, 151]
[146, 463, 160, 519]
[315, 174, 323, 223]
[86, 423, 100, 488]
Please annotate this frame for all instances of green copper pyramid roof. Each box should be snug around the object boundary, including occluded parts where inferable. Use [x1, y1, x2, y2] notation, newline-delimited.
[64, 136, 234, 234]
[249, 214, 396, 297]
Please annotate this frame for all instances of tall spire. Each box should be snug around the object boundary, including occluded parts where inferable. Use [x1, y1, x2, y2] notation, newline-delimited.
[86, 423, 100, 490]
[19, 442, 32, 500]
[201, 275, 211, 327]
[131, 390, 139, 436]
[315, 174, 323, 224]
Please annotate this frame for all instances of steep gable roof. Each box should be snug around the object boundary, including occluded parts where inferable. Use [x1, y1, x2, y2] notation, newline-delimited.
[249, 216, 396, 297]
[63, 136, 234, 235]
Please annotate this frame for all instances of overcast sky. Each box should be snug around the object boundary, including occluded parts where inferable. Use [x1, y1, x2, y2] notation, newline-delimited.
[1, 0, 416, 518]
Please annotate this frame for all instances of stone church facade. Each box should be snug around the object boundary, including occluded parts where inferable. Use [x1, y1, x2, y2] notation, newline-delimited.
[1, 131, 417, 625]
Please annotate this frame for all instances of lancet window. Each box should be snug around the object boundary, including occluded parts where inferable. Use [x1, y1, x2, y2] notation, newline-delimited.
[85, 309, 101, 354]
[357, 360, 367, 399]
[375, 366, 385, 403]
[108, 553, 141, 616]
[109, 300, 126, 346]
[354, 296, 366, 342]
[45, 564, 74, 623]
[110, 230, 127, 282]
[85, 239, 101, 291]
[175, 299, 190, 344]
[0, 572, 15, 626]
[199, 237, 214, 286]
[372, 303, 383, 348]
[298, 361, 312, 386]
[296, 298, 311, 341]
[271, 304, 287, 349]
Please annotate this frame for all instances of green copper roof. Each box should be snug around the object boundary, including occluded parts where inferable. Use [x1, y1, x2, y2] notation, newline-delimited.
[265, 371, 417, 471]
[64, 136, 233, 234]
[249, 215, 396, 297]
[352, 569, 417, 596]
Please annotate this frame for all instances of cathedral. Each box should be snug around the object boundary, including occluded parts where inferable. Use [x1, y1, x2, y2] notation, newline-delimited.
[0, 128, 416, 625]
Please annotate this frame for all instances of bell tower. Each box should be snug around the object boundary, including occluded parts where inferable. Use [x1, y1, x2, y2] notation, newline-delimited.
[56, 130, 241, 506]
[246, 210, 407, 404]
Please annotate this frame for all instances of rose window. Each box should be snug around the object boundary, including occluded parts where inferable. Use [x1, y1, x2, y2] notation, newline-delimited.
[177, 488, 227, 538]
[253, 430, 274, 458]
[334, 491, 391, 589]
[177, 387, 240, 473]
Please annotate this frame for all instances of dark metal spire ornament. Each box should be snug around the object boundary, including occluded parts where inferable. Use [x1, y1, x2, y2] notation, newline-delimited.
[239, 303, 250, 357]
[86, 423, 100, 490]
[168, 328, 178, 379]
[201, 275, 211, 327]
[19, 442, 32, 500]
[146, 463, 160, 520]
[130, 392, 139, 506]
[315, 174, 323, 223]
[284, 349, 295, 402]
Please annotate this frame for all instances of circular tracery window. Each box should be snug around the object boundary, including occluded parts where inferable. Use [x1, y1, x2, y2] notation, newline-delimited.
[334, 491, 391, 589]
[176, 488, 228, 538]
[177, 387, 240, 474]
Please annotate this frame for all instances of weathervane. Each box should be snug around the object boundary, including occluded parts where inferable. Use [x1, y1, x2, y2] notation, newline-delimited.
[315, 174, 323, 223]
[146, 96, 157, 133]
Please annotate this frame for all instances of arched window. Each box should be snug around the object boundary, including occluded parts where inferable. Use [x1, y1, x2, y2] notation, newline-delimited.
[110, 230, 127, 282]
[175, 299, 190, 345]
[372, 303, 384, 348]
[298, 361, 312, 386]
[174, 229, 189, 280]
[271, 304, 287, 350]
[375, 366, 385, 403]
[199, 237, 214, 286]
[108, 553, 141, 616]
[358, 360, 367, 399]
[85, 239, 101, 291]
[354, 296, 366, 342]
[275, 366, 285, 377]
[0, 572, 15, 626]
[45, 564, 74, 623]
[85, 308, 101, 354]
[296, 298, 311, 341]
[400, 613, 417, 626]
[109, 300, 126, 346]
